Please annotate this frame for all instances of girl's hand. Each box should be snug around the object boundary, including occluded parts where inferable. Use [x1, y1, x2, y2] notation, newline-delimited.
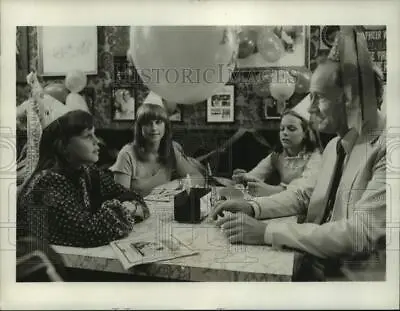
[122, 201, 138, 213]
[134, 205, 145, 219]
[136, 204, 150, 220]
[232, 169, 247, 183]
[243, 175, 263, 183]
[122, 201, 150, 220]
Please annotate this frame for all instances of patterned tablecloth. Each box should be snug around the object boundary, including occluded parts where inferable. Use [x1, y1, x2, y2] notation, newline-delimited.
[53, 182, 296, 281]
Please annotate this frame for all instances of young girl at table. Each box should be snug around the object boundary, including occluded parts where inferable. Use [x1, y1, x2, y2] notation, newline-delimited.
[232, 95, 322, 197]
[111, 102, 204, 196]
[18, 74, 149, 248]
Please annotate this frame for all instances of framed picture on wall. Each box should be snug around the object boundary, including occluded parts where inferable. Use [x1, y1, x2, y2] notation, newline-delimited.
[168, 105, 183, 122]
[37, 26, 98, 76]
[261, 97, 283, 120]
[236, 26, 309, 69]
[112, 87, 136, 121]
[206, 85, 235, 123]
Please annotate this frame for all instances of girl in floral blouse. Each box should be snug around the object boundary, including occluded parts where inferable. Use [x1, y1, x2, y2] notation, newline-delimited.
[17, 110, 149, 248]
[232, 108, 323, 197]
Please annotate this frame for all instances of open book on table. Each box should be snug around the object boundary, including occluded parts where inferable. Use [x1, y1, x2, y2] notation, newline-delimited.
[110, 236, 198, 270]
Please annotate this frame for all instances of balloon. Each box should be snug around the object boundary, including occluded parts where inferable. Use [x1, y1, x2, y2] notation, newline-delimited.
[238, 29, 257, 59]
[257, 29, 285, 63]
[129, 26, 239, 105]
[269, 81, 295, 103]
[65, 70, 87, 93]
[65, 93, 89, 112]
[44, 83, 69, 103]
[290, 68, 312, 94]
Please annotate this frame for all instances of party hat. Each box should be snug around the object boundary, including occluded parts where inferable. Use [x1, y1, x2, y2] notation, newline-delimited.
[328, 26, 378, 133]
[23, 72, 73, 180]
[291, 94, 311, 121]
[143, 91, 165, 107]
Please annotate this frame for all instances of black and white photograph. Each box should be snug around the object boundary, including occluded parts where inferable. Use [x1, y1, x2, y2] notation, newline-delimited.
[112, 87, 136, 121]
[12, 23, 391, 284]
[2, 1, 399, 310]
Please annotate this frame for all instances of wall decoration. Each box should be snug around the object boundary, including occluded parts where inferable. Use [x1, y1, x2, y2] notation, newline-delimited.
[16, 27, 29, 83]
[113, 55, 134, 85]
[17, 25, 385, 131]
[261, 97, 282, 120]
[363, 27, 386, 81]
[319, 26, 341, 50]
[111, 87, 136, 121]
[206, 85, 235, 123]
[169, 105, 183, 122]
[37, 26, 98, 76]
[82, 87, 96, 114]
[311, 25, 386, 80]
[237, 26, 309, 68]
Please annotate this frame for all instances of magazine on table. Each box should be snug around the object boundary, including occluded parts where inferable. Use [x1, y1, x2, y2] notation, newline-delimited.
[110, 236, 198, 270]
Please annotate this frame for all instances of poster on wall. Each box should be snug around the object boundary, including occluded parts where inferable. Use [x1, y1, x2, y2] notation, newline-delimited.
[363, 27, 386, 81]
[37, 26, 98, 76]
[314, 25, 386, 80]
[206, 85, 235, 123]
[236, 26, 308, 69]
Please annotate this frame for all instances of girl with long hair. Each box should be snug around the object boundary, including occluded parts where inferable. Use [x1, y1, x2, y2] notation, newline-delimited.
[111, 103, 204, 196]
[232, 98, 323, 197]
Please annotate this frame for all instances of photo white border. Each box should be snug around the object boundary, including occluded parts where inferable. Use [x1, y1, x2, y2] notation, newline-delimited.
[1, 0, 399, 309]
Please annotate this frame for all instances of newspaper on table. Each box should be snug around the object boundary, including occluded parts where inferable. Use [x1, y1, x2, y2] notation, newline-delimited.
[144, 188, 182, 203]
[110, 235, 198, 270]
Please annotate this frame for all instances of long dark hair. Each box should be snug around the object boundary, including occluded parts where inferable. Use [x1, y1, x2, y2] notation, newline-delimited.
[133, 103, 175, 167]
[274, 109, 322, 154]
[18, 110, 94, 199]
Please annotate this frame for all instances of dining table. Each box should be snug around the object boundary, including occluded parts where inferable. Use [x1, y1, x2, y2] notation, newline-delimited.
[52, 180, 297, 281]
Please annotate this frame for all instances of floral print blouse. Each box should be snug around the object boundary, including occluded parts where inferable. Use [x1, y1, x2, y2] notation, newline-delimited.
[17, 164, 148, 248]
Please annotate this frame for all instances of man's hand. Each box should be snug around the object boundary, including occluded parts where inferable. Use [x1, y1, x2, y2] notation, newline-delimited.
[247, 181, 280, 197]
[216, 212, 267, 245]
[209, 199, 255, 220]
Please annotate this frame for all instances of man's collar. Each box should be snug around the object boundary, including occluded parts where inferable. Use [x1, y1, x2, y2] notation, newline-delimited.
[338, 110, 386, 154]
[339, 128, 359, 155]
